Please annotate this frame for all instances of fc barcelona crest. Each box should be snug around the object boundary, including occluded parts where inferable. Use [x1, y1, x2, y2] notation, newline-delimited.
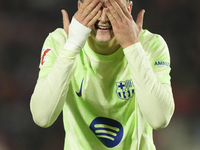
[115, 80, 135, 100]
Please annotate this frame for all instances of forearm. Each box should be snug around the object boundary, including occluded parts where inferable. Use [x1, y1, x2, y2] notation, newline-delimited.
[30, 16, 92, 128]
[30, 49, 79, 128]
[124, 43, 174, 130]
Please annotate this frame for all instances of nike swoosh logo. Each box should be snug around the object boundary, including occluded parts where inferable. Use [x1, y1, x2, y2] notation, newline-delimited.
[76, 78, 84, 97]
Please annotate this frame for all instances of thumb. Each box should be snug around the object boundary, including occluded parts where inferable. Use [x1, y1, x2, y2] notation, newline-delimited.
[136, 9, 145, 31]
[61, 9, 70, 36]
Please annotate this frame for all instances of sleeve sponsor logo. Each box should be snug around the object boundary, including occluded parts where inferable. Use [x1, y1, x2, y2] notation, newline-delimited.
[90, 117, 124, 148]
[41, 48, 52, 66]
[154, 61, 170, 67]
[115, 79, 135, 100]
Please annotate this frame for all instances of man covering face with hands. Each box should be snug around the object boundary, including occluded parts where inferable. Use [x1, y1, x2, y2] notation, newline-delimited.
[30, 0, 175, 149]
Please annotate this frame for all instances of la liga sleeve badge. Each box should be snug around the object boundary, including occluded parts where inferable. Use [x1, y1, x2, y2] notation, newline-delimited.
[40, 48, 53, 66]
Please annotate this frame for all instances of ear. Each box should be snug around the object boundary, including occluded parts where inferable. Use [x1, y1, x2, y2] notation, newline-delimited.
[127, 1, 133, 13]
[78, 0, 82, 9]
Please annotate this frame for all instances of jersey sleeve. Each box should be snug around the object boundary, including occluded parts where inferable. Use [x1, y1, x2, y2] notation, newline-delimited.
[37, 29, 66, 80]
[123, 30, 175, 130]
[150, 35, 171, 86]
[30, 28, 80, 127]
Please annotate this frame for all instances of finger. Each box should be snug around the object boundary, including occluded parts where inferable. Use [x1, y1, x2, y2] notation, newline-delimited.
[79, 0, 100, 20]
[78, 0, 92, 14]
[105, 8, 118, 27]
[61, 9, 70, 35]
[81, 0, 93, 8]
[136, 9, 145, 31]
[112, 0, 132, 19]
[105, 0, 122, 21]
[87, 10, 102, 28]
[83, 2, 102, 26]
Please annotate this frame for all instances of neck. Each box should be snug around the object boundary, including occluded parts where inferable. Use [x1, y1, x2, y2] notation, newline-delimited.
[87, 35, 121, 55]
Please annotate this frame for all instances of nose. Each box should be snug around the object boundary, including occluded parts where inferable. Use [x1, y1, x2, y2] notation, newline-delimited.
[98, 8, 109, 22]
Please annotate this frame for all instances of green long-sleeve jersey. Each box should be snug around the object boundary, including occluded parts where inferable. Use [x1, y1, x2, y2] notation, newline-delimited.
[30, 28, 174, 150]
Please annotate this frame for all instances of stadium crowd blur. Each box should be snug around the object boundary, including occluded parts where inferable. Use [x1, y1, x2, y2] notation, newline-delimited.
[0, 0, 200, 149]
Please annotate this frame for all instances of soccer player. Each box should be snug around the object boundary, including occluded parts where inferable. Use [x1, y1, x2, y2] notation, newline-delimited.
[30, 0, 175, 149]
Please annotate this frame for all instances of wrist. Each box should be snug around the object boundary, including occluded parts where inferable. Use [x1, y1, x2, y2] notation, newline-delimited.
[64, 17, 91, 51]
[121, 40, 140, 49]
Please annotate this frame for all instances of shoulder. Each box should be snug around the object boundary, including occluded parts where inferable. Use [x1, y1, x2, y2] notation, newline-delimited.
[139, 30, 168, 49]
[139, 29, 170, 59]
[39, 28, 67, 68]
[49, 28, 67, 40]
[41, 28, 67, 59]
[43, 28, 67, 48]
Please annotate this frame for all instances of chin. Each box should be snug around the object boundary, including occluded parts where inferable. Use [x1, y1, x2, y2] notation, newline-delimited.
[94, 32, 115, 43]
[95, 37, 112, 43]
[90, 28, 114, 42]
